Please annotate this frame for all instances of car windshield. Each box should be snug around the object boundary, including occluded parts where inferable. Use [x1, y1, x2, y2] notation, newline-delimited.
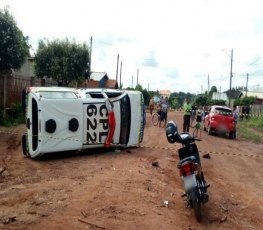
[214, 107, 232, 116]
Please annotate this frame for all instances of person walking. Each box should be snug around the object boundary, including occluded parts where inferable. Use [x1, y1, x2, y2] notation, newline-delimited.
[193, 108, 203, 139]
[183, 98, 192, 132]
[149, 97, 154, 116]
[233, 105, 239, 139]
[158, 96, 168, 127]
[190, 103, 197, 127]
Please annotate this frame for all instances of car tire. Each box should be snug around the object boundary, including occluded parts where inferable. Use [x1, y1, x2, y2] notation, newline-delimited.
[207, 124, 212, 135]
[229, 131, 234, 139]
[22, 134, 27, 156]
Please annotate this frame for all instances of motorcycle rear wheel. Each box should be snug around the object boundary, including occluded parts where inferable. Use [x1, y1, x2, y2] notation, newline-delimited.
[192, 200, 202, 222]
[160, 117, 167, 128]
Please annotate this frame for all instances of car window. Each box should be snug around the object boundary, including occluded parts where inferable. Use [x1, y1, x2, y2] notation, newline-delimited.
[86, 92, 105, 99]
[105, 92, 123, 98]
[214, 107, 232, 116]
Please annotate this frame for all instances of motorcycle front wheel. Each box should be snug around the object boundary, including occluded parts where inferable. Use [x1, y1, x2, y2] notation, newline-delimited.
[192, 200, 202, 222]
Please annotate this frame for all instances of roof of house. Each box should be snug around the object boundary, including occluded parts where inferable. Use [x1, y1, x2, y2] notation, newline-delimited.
[83, 79, 118, 89]
[90, 72, 108, 81]
[225, 89, 242, 99]
[159, 90, 172, 96]
[242, 91, 263, 99]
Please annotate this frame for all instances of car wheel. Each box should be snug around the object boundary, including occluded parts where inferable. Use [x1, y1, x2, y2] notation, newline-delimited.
[22, 134, 31, 158]
[229, 131, 234, 139]
[22, 134, 28, 156]
[207, 124, 212, 135]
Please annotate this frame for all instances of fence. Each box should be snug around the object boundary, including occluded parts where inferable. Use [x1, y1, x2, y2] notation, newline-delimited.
[249, 105, 263, 116]
[0, 74, 57, 109]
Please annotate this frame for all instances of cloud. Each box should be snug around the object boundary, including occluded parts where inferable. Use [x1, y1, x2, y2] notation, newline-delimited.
[1, 0, 263, 93]
[141, 49, 158, 67]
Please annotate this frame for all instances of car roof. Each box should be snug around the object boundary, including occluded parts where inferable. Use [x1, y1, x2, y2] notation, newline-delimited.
[28, 87, 77, 93]
[212, 105, 232, 110]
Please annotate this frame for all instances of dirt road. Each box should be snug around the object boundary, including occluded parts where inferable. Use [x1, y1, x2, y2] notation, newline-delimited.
[0, 111, 262, 230]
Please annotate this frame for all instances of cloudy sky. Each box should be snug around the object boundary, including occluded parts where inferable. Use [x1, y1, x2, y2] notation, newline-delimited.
[1, 0, 263, 93]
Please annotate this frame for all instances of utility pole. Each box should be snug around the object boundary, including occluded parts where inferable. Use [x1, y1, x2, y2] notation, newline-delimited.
[132, 76, 133, 88]
[137, 68, 139, 86]
[208, 74, 210, 93]
[119, 61, 122, 89]
[245, 73, 249, 96]
[229, 49, 233, 106]
[89, 36, 93, 76]
[201, 85, 203, 94]
[116, 54, 119, 82]
[148, 83, 149, 91]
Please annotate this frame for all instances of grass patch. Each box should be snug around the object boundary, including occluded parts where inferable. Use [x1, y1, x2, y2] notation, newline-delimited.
[238, 116, 263, 143]
[0, 102, 25, 127]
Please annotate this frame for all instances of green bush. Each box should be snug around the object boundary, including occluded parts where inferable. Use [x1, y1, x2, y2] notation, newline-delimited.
[0, 102, 25, 127]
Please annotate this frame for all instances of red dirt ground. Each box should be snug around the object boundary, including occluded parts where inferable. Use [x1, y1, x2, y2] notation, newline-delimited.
[0, 111, 262, 230]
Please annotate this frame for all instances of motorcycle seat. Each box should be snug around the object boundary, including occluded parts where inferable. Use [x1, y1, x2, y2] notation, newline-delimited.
[180, 133, 193, 143]
[177, 155, 196, 168]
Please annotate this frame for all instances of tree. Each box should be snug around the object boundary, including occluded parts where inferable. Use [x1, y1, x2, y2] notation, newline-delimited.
[234, 96, 256, 106]
[134, 84, 150, 105]
[168, 91, 196, 108]
[195, 95, 207, 106]
[208, 86, 217, 99]
[125, 87, 134, 90]
[148, 90, 155, 98]
[0, 8, 29, 73]
[209, 99, 226, 106]
[169, 97, 180, 109]
[242, 96, 256, 105]
[34, 39, 90, 86]
[142, 89, 150, 105]
[135, 84, 143, 92]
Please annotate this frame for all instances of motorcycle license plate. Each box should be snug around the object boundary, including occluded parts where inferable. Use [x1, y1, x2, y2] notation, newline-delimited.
[183, 174, 197, 191]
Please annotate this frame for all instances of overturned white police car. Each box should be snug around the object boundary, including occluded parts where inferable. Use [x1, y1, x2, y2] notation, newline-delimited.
[22, 87, 145, 158]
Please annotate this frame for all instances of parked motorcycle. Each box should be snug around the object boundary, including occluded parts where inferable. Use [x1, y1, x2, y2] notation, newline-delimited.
[166, 120, 210, 222]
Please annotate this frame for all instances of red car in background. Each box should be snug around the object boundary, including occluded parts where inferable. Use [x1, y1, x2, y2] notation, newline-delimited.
[204, 105, 235, 139]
